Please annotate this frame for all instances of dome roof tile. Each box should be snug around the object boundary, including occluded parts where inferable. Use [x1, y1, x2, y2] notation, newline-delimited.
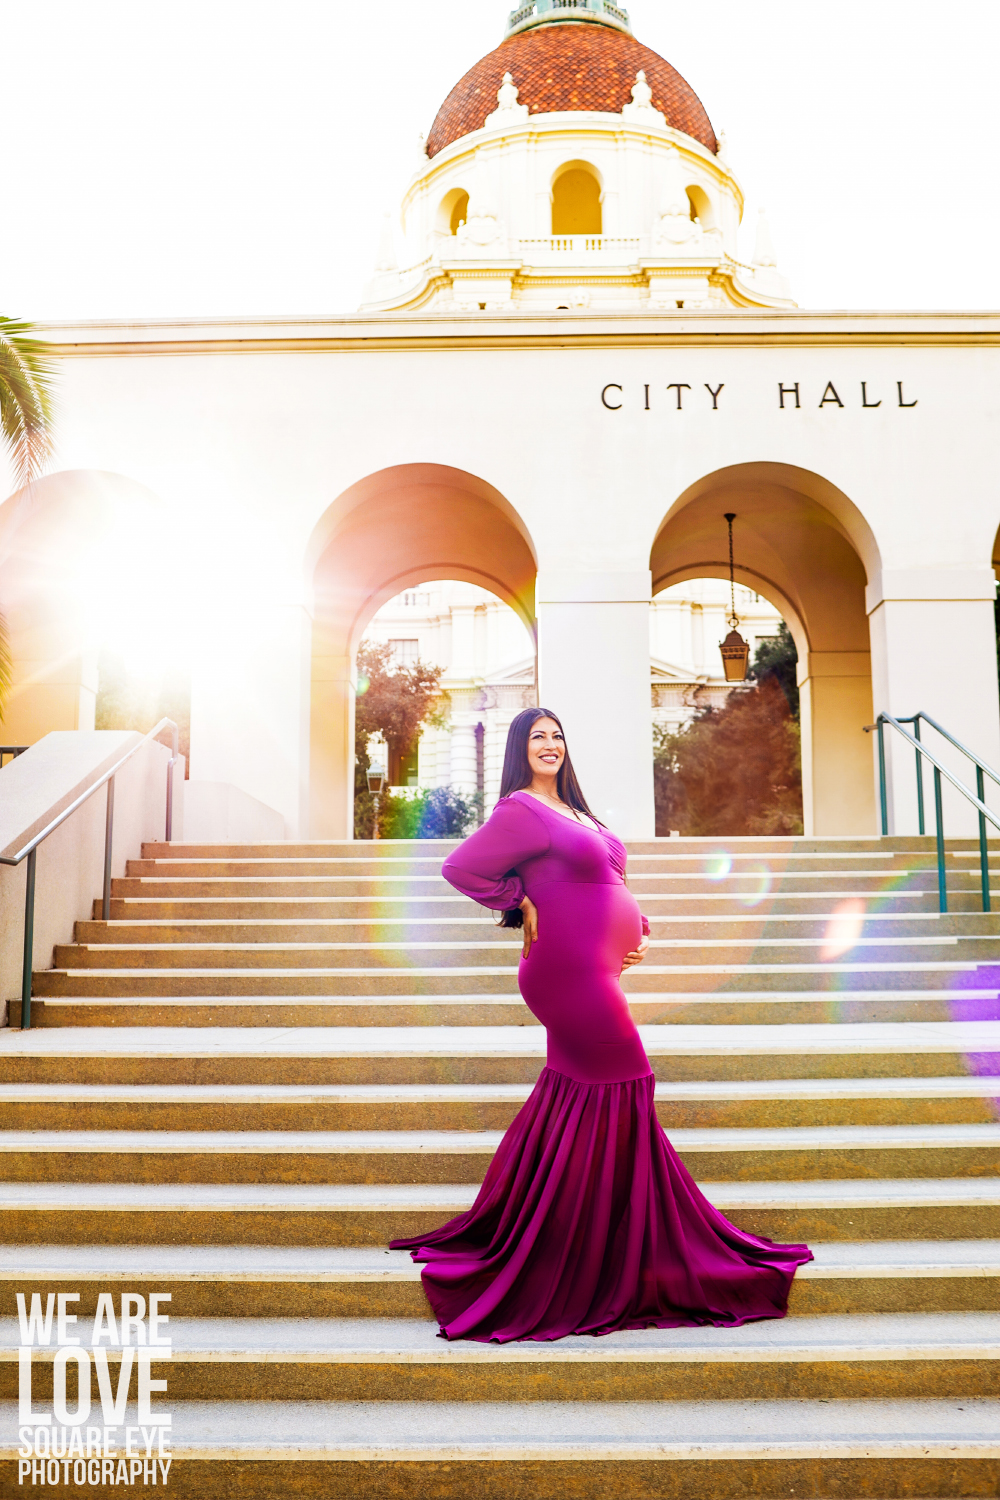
[426, 22, 717, 159]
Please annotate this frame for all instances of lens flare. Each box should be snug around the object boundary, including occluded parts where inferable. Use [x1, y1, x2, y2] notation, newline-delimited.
[706, 853, 732, 881]
[820, 897, 866, 962]
[739, 863, 772, 908]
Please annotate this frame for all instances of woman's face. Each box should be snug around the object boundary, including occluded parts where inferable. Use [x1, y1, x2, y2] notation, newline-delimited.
[527, 717, 566, 780]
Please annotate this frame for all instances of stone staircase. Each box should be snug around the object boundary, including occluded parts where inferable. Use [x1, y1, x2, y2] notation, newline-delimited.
[2, 834, 999, 1497]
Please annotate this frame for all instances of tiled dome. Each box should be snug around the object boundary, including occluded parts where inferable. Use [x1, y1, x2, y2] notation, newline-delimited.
[426, 22, 717, 159]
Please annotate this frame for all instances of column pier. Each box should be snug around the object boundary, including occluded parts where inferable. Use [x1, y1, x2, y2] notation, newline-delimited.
[868, 569, 1000, 836]
[536, 570, 654, 838]
[797, 652, 875, 835]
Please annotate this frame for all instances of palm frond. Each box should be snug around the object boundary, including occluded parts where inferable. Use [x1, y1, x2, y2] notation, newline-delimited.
[0, 316, 56, 490]
[0, 610, 12, 725]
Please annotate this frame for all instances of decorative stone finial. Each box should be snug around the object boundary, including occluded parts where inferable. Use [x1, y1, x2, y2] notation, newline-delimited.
[485, 72, 530, 129]
[632, 70, 653, 109]
[622, 70, 666, 126]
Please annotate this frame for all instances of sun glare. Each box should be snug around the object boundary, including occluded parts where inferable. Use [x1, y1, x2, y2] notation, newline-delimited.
[820, 898, 866, 963]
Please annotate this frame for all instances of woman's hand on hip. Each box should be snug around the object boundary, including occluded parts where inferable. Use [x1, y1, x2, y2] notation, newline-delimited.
[519, 896, 538, 959]
[621, 934, 649, 970]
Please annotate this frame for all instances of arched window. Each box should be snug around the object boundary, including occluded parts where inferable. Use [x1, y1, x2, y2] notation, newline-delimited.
[438, 188, 470, 236]
[685, 185, 715, 229]
[551, 165, 602, 235]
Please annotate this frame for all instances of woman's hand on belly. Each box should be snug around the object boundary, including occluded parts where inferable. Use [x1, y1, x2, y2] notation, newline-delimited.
[519, 895, 539, 958]
[621, 934, 649, 971]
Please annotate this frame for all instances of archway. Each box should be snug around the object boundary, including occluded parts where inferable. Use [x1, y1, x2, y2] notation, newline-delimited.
[551, 162, 602, 236]
[307, 464, 537, 837]
[650, 578, 801, 836]
[0, 471, 174, 746]
[650, 463, 881, 836]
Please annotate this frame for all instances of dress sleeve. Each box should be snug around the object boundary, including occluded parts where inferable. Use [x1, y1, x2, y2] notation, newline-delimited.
[640, 914, 650, 937]
[442, 796, 550, 911]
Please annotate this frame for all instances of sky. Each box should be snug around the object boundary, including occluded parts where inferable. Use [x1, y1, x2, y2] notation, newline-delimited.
[2, 0, 998, 322]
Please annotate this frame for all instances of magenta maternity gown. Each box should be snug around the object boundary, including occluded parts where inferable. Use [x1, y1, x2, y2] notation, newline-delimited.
[391, 790, 812, 1341]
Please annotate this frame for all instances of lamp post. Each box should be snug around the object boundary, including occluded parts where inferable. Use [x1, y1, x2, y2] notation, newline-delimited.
[718, 511, 751, 682]
[367, 759, 386, 840]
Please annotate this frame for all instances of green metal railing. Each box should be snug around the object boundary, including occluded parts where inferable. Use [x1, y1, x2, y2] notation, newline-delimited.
[0, 720, 178, 1029]
[865, 711, 1000, 914]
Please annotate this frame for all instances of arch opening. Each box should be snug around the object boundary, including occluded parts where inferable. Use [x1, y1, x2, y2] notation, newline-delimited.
[551, 163, 603, 236]
[354, 579, 536, 838]
[651, 577, 802, 837]
[438, 187, 470, 236]
[685, 184, 715, 229]
[307, 464, 537, 838]
[650, 462, 880, 837]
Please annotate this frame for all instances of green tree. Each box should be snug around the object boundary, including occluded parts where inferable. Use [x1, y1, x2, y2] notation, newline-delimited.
[354, 641, 444, 773]
[654, 676, 803, 836]
[748, 620, 799, 719]
[353, 641, 445, 835]
[0, 317, 56, 727]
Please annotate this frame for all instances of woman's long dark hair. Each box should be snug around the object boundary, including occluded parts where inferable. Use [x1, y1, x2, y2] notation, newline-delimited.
[497, 707, 601, 928]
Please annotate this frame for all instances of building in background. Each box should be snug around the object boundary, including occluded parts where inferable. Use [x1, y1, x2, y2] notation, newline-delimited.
[650, 580, 783, 733]
[361, 583, 536, 813]
[362, 578, 783, 812]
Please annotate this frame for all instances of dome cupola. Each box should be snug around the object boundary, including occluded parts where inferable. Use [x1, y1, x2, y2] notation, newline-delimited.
[427, 13, 717, 160]
[360, 6, 792, 314]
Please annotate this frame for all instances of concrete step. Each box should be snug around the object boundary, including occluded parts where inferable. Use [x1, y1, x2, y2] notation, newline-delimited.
[140, 842, 463, 858]
[6, 1312, 1000, 1403]
[2, 1021, 996, 1085]
[3, 1178, 997, 1246]
[98, 892, 959, 920]
[104, 872, 1000, 900]
[136, 835, 1000, 853]
[4, 1396, 997, 1498]
[122, 858, 977, 876]
[17, 989, 999, 1029]
[5, 1396, 997, 1497]
[31, 960, 1000, 1001]
[72, 914, 1000, 943]
[6, 1241, 998, 1318]
[53, 936, 1000, 972]
[3, 1122, 999, 1184]
[3, 1076, 997, 1132]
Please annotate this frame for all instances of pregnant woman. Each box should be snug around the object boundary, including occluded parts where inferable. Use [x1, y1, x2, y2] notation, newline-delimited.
[391, 707, 812, 1342]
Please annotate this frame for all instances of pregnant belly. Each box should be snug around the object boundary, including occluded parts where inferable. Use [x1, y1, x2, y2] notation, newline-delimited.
[517, 881, 642, 1011]
[517, 881, 649, 1084]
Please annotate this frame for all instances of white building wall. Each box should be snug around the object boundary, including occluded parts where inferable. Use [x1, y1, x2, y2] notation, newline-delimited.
[6, 315, 1000, 839]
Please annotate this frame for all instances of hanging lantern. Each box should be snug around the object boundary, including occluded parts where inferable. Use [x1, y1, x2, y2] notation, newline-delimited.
[718, 512, 751, 682]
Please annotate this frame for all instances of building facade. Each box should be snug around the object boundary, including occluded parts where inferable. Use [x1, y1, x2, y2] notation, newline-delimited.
[1, 0, 999, 843]
[362, 577, 783, 815]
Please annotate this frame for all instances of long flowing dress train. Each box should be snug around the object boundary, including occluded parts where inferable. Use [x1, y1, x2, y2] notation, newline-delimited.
[391, 791, 812, 1342]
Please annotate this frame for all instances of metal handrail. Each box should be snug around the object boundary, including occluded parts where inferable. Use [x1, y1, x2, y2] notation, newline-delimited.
[0, 746, 28, 767]
[865, 711, 1000, 914]
[0, 718, 178, 1029]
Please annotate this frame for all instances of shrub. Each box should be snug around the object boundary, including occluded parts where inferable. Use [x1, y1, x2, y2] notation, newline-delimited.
[353, 785, 479, 840]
